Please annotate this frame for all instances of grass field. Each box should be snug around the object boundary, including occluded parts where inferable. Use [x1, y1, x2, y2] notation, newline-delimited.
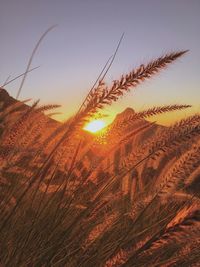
[0, 50, 199, 266]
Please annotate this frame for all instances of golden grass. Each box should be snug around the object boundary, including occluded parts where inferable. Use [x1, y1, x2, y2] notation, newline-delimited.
[0, 49, 199, 266]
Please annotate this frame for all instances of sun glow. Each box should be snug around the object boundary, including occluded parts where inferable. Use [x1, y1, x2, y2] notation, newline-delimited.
[84, 119, 106, 133]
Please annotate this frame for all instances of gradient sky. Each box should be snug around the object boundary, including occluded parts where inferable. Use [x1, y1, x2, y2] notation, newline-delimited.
[0, 0, 200, 125]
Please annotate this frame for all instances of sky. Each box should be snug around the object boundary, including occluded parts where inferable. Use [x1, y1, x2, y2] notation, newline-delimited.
[0, 0, 200, 125]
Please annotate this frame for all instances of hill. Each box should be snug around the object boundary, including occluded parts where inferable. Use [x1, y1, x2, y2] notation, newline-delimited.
[0, 88, 199, 197]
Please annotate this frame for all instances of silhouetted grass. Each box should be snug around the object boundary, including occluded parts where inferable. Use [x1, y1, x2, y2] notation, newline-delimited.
[0, 50, 199, 266]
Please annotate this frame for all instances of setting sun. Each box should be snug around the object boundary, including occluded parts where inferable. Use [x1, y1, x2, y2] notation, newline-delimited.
[83, 119, 106, 133]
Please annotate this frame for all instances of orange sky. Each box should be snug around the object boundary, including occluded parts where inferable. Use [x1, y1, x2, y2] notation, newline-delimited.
[1, 1, 199, 126]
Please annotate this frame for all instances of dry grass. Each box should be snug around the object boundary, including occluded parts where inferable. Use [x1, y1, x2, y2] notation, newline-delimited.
[0, 49, 199, 267]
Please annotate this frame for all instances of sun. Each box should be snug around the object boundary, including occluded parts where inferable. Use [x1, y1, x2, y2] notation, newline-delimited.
[83, 119, 106, 133]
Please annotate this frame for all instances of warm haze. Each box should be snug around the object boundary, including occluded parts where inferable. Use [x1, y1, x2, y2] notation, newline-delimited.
[0, 1, 200, 266]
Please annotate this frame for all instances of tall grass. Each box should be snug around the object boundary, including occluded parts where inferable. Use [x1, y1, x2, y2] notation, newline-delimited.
[0, 49, 199, 267]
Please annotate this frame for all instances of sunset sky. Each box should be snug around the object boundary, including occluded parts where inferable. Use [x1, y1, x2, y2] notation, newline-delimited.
[0, 0, 199, 125]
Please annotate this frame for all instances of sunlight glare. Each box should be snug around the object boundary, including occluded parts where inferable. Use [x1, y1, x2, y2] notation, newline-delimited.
[84, 119, 106, 133]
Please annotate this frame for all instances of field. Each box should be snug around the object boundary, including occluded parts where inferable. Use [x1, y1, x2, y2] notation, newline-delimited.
[0, 50, 199, 266]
